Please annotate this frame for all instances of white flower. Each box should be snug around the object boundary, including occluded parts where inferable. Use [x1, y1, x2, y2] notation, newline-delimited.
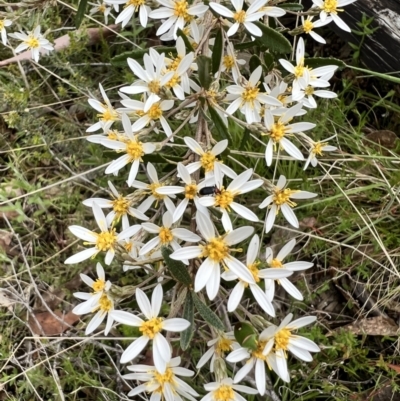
[301, 15, 332, 43]
[201, 377, 258, 401]
[64, 202, 142, 265]
[123, 356, 199, 399]
[312, 0, 357, 32]
[89, 1, 113, 24]
[82, 181, 149, 230]
[149, 0, 208, 39]
[259, 175, 317, 233]
[9, 26, 54, 63]
[247, 0, 286, 17]
[263, 102, 315, 166]
[296, 85, 337, 108]
[140, 210, 201, 255]
[170, 213, 256, 300]
[219, 43, 246, 84]
[198, 168, 263, 232]
[110, 284, 191, 372]
[86, 83, 119, 133]
[184, 137, 237, 187]
[225, 65, 282, 124]
[155, 163, 208, 223]
[0, 18, 12, 45]
[264, 239, 313, 301]
[130, 162, 177, 215]
[304, 135, 337, 169]
[222, 234, 293, 316]
[96, 114, 156, 185]
[196, 332, 239, 372]
[120, 98, 174, 139]
[209, 0, 267, 37]
[107, 0, 151, 27]
[73, 263, 115, 335]
[261, 313, 320, 382]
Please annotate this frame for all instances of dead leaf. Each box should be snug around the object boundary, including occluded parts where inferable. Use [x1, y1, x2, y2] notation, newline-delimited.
[0, 290, 16, 309]
[387, 364, 400, 374]
[28, 310, 79, 335]
[0, 230, 12, 252]
[332, 316, 399, 336]
[364, 130, 397, 149]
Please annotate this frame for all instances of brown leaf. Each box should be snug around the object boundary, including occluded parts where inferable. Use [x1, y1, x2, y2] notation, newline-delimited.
[335, 316, 399, 336]
[387, 364, 400, 374]
[28, 310, 79, 335]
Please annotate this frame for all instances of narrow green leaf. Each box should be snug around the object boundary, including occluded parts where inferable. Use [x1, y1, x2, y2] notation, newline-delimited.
[212, 29, 224, 74]
[239, 128, 251, 149]
[234, 41, 256, 51]
[279, 2, 303, 10]
[264, 53, 274, 71]
[111, 47, 176, 66]
[249, 55, 262, 73]
[305, 57, 345, 69]
[197, 55, 212, 89]
[180, 293, 194, 350]
[254, 22, 292, 54]
[192, 292, 225, 331]
[76, 0, 89, 28]
[161, 247, 192, 286]
[345, 64, 400, 84]
[208, 105, 231, 142]
[177, 28, 194, 52]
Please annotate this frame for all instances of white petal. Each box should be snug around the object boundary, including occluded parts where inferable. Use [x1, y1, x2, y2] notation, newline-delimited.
[162, 318, 190, 332]
[136, 287, 153, 319]
[120, 336, 149, 364]
[151, 284, 163, 317]
[228, 282, 245, 312]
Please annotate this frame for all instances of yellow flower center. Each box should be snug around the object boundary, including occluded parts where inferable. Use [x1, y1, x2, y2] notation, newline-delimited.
[270, 258, 283, 268]
[92, 278, 106, 292]
[95, 230, 117, 252]
[148, 182, 165, 200]
[107, 130, 119, 140]
[99, 4, 106, 12]
[126, 0, 145, 8]
[275, 328, 291, 351]
[223, 55, 235, 70]
[166, 73, 181, 88]
[167, 55, 182, 71]
[248, 261, 260, 282]
[147, 103, 163, 120]
[200, 151, 217, 172]
[215, 338, 233, 355]
[0, 21, 5, 30]
[272, 187, 299, 210]
[98, 107, 118, 122]
[233, 9, 246, 23]
[312, 141, 326, 156]
[305, 86, 314, 96]
[214, 384, 235, 401]
[159, 227, 174, 244]
[124, 242, 133, 252]
[322, 0, 339, 13]
[153, 368, 175, 389]
[148, 80, 161, 94]
[173, 0, 190, 19]
[252, 340, 267, 360]
[126, 139, 144, 161]
[214, 189, 234, 210]
[185, 183, 198, 200]
[200, 237, 229, 262]
[303, 19, 314, 33]
[98, 294, 113, 312]
[140, 317, 164, 339]
[241, 85, 260, 107]
[294, 63, 306, 78]
[270, 122, 287, 143]
[25, 36, 40, 49]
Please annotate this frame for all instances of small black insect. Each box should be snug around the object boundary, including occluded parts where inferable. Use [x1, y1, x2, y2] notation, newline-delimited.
[199, 186, 221, 196]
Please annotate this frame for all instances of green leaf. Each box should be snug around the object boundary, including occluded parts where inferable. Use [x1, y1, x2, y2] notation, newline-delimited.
[76, 0, 88, 28]
[279, 2, 303, 10]
[264, 52, 275, 71]
[305, 57, 345, 69]
[212, 29, 224, 75]
[192, 292, 225, 331]
[242, 334, 259, 351]
[177, 28, 194, 52]
[111, 47, 176, 66]
[197, 55, 213, 89]
[234, 322, 257, 345]
[249, 55, 262, 73]
[254, 22, 292, 54]
[208, 105, 231, 142]
[345, 64, 400, 84]
[161, 247, 192, 286]
[239, 128, 251, 149]
[180, 293, 194, 350]
[234, 41, 256, 51]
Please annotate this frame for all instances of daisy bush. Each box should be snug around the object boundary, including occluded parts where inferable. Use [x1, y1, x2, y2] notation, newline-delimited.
[2, 0, 359, 398]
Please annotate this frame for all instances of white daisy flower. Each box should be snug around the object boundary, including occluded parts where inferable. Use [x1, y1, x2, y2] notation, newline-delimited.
[123, 356, 199, 399]
[219, 43, 246, 84]
[170, 213, 256, 300]
[184, 137, 237, 188]
[96, 114, 156, 185]
[86, 83, 119, 133]
[89, 1, 113, 24]
[0, 18, 12, 45]
[107, 0, 151, 27]
[198, 168, 263, 232]
[73, 263, 115, 335]
[130, 162, 177, 215]
[264, 239, 313, 301]
[247, 0, 286, 17]
[82, 181, 149, 230]
[110, 284, 191, 372]
[149, 0, 208, 39]
[301, 15, 332, 44]
[225, 65, 282, 124]
[209, 0, 268, 37]
[296, 85, 337, 108]
[140, 210, 201, 255]
[263, 102, 315, 166]
[222, 234, 293, 316]
[304, 135, 337, 169]
[259, 175, 317, 233]
[261, 313, 320, 382]
[120, 98, 174, 139]
[155, 163, 209, 223]
[196, 332, 239, 372]
[312, 0, 357, 32]
[9, 25, 54, 63]
[64, 202, 142, 265]
[200, 377, 258, 401]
